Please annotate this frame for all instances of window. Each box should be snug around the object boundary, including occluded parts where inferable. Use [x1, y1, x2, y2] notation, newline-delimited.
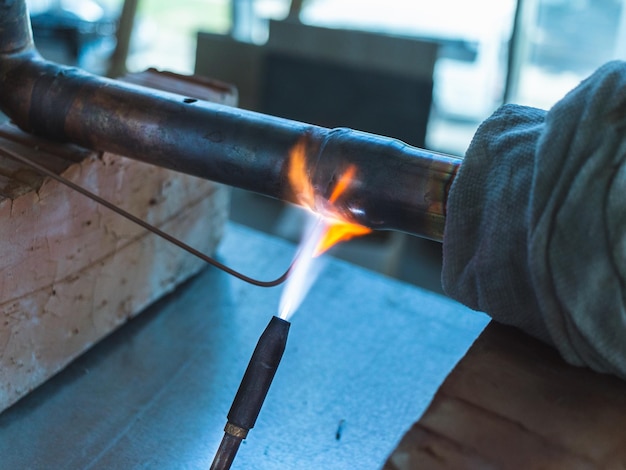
[509, 0, 626, 109]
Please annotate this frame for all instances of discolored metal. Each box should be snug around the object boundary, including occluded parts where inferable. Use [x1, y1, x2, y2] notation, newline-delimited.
[0, 0, 461, 242]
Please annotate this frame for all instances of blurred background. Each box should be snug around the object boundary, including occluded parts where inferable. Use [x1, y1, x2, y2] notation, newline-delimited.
[22, 0, 626, 292]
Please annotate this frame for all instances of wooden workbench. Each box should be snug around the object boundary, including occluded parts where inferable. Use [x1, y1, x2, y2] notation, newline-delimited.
[385, 322, 626, 469]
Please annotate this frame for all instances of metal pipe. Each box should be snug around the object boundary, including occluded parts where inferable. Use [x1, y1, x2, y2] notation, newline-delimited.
[0, 0, 460, 241]
[211, 316, 290, 470]
[0, 144, 293, 287]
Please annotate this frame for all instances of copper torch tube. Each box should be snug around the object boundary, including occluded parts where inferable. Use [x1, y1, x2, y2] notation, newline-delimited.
[0, 0, 460, 241]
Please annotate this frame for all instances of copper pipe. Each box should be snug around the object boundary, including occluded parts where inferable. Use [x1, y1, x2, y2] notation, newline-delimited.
[0, 0, 460, 241]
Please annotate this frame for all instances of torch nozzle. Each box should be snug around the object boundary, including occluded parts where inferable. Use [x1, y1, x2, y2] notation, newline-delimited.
[211, 316, 290, 470]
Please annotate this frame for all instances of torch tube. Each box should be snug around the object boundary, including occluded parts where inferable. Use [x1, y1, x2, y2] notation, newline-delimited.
[0, 0, 460, 241]
[211, 316, 290, 470]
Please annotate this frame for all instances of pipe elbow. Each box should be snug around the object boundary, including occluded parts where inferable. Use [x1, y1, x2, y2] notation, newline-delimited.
[0, 0, 40, 132]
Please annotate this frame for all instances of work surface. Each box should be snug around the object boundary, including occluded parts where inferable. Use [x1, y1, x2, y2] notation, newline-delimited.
[0, 223, 488, 469]
[387, 322, 626, 469]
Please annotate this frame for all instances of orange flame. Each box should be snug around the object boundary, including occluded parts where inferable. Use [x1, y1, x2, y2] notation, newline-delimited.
[287, 139, 316, 209]
[288, 140, 372, 256]
[314, 219, 372, 255]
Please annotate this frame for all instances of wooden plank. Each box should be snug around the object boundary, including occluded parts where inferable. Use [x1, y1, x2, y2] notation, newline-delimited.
[121, 68, 238, 105]
[384, 322, 626, 468]
[386, 424, 497, 470]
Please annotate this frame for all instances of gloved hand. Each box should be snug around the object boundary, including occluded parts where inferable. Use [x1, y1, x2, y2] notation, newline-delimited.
[443, 61, 626, 378]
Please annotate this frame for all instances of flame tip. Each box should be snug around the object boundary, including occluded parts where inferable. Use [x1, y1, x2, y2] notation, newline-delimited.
[286, 138, 371, 255]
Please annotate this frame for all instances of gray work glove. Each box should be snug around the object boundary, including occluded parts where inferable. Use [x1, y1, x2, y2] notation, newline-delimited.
[443, 61, 626, 378]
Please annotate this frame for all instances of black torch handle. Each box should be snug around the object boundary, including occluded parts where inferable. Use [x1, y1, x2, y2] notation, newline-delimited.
[227, 316, 290, 432]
